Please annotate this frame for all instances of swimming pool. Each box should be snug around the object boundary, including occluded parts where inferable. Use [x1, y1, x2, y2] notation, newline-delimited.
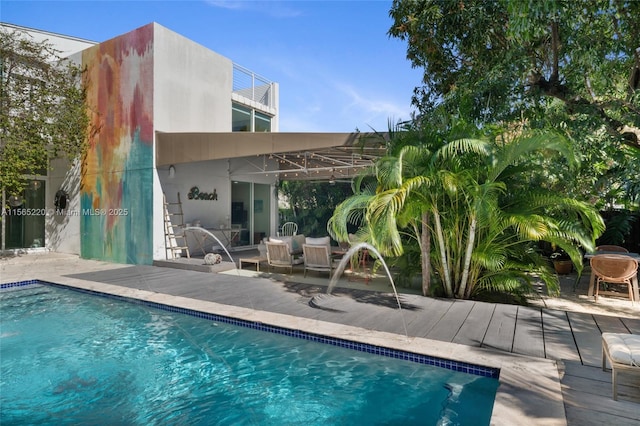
[1, 281, 498, 425]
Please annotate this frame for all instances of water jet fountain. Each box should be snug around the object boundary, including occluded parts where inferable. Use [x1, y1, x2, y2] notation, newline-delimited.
[322, 242, 409, 337]
[183, 226, 235, 266]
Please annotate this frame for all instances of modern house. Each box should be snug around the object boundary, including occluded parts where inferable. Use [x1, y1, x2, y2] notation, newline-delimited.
[1, 22, 384, 264]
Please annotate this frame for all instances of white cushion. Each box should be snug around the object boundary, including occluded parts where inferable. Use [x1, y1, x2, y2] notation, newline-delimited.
[291, 234, 305, 253]
[603, 333, 640, 366]
[305, 236, 331, 248]
[305, 236, 330, 246]
[270, 235, 305, 254]
[270, 236, 292, 252]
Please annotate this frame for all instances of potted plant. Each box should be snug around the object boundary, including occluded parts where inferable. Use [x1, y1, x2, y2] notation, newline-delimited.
[550, 250, 573, 274]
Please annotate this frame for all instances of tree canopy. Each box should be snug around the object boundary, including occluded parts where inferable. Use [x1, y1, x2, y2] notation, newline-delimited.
[388, 0, 640, 151]
[0, 27, 91, 194]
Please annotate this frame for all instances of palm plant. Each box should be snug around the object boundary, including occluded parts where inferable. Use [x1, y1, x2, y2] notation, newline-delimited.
[328, 121, 605, 299]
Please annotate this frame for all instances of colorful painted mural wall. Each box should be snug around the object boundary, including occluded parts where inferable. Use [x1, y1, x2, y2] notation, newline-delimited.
[81, 24, 154, 264]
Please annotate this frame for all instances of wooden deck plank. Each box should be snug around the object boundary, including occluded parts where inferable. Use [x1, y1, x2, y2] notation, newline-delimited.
[404, 298, 453, 338]
[560, 360, 640, 425]
[560, 360, 608, 382]
[307, 294, 410, 335]
[264, 299, 313, 317]
[481, 303, 517, 352]
[452, 302, 495, 347]
[620, 317, 640, 334]
[314, 309, 380, 328]
[564, 405, 640, 426]
[593, 314, 632, 334]
[562, 382, 640, 422]
[561, 369, 640, 407]
[512, 306, 545, 358]
[400, 299, 434, 330]
[542, 309, 580, 362]
[425, 300, 475, 342]
[353, 312, 411, 335]
[566, 312, 603, 367]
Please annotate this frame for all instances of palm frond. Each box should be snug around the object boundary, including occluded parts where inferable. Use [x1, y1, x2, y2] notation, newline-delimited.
[488, 131, 575, 182]
[436, 138, 490, 160]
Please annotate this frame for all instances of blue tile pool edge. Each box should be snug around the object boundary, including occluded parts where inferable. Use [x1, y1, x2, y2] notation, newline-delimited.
[3, 279, 500, 379]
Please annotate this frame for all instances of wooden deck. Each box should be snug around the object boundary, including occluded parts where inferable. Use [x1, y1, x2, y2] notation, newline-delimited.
[2, 253, 638, 425]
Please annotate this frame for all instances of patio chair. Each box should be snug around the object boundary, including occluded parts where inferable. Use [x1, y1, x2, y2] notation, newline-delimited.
[596, 245, 629, 253]
[278, 222, 298, 237]
[302, 243, 335, 277]
[590, 254, 639, 302]
[265, 241, 303, 274]
[586, 245, 631, 295]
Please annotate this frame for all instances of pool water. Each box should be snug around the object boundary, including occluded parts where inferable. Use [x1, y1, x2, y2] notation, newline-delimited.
[1, 284, 498, 425]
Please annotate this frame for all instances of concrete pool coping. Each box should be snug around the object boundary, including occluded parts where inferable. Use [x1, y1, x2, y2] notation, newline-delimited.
[40, 274, 567, 426]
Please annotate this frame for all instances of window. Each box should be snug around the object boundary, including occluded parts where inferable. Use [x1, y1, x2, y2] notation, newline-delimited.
[232, 104, 251, 132]
[255, 111, 271, 132]
[232, 103, 271, 132]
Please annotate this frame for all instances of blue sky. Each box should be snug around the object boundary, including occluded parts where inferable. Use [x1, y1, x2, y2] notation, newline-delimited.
[1, 0, 422, 132]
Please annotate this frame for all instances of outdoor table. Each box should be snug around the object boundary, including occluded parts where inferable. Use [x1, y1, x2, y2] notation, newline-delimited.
[210, 227, 244, 250]
[331, 248, 348, 258]
[184, 227, 245, 254]
[239, 256, 267, 272]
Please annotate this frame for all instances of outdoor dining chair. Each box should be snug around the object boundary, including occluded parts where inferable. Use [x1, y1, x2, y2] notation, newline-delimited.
[590, 254, 639, 302]
[278, 222, 298, 237]
[585, 245, 631, 294]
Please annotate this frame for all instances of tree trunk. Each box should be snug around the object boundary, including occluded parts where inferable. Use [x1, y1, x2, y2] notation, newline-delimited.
[421, 212, 431, 296]
[433, 208, 453, 298]
[457, 215, 477, 299]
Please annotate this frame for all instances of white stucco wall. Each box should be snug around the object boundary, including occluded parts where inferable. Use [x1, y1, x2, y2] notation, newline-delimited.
[45, 158, 82, 254]
[44, 50, 84, 256]
[160, 160, 231, 229]
[152, 23, 233, 132]
[151, 23, 237, 259]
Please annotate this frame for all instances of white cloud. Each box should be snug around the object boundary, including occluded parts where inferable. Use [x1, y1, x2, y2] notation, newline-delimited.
[205, 0, 302, 18]
[249, 47, 416, 132]
[334, 82, 413, 130]
[205, 1, 245, 10]
[275, 72, 413, 132]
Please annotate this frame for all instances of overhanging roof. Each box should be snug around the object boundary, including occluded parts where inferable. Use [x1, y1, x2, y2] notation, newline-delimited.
[156, 132, 387, 181]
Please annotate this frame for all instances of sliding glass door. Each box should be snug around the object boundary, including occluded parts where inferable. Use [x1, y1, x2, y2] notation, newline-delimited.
[252, 183, 270, 245]
[231, 181, 271, 247]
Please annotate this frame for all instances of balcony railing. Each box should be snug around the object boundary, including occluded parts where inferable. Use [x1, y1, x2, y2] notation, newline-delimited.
[233, 63, 273, 109]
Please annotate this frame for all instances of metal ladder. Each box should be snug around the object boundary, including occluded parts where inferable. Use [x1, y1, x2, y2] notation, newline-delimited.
[163, 193, 190, 259]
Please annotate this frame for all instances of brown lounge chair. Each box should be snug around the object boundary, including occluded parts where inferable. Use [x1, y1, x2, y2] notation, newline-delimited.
[589, 254, 639, 302]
